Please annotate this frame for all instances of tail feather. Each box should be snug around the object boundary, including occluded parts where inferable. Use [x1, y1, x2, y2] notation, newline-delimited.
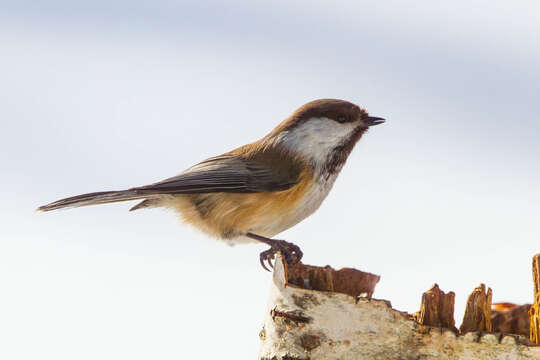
[129, 199, 160, 212]
[37, 190, 147, 212]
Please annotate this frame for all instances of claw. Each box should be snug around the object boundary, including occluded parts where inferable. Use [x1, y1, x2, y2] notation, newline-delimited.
[260, 255, 270, 272]
[257, 239, 303, 271]
[259, 248, 276, 272]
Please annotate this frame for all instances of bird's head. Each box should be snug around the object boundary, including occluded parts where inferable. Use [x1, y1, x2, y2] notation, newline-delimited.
[264, 99, 385, 174]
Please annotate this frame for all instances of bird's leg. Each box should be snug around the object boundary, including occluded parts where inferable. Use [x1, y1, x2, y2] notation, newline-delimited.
[246, 232, 303, 272]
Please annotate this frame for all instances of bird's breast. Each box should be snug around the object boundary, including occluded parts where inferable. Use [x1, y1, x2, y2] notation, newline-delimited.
[166, 168, 338, 242]
[229, 169, 339, 239]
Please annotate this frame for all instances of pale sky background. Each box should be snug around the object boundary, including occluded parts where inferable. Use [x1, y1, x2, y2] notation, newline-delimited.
[1, 1, 539, 359]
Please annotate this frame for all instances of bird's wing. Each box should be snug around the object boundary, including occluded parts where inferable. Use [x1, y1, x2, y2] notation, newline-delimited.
[131, 153, 301, 195]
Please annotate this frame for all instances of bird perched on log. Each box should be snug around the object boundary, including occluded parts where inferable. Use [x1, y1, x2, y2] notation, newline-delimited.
[38, 99, 385, 270]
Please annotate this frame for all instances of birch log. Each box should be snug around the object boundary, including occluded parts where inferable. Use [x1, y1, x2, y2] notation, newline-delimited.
[259, 255, 540, 360]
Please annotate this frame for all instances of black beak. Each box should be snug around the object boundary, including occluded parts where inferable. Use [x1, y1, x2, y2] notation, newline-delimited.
[366, 116, 386, 126]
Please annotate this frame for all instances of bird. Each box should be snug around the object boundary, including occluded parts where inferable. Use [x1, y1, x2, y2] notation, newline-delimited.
[38, 99, 385, 270]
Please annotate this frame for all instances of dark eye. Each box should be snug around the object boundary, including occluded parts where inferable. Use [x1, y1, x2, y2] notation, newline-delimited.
[337, 115, 347, 123]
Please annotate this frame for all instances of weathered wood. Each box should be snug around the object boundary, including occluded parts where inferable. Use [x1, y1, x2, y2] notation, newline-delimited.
[460, 284, 493, 333]
[492, 302, 531, 336]
[260, 255, 540, 360]
[414, 284, 457, 331]
[529, 254, 540, 344]
[286, 261, 380, 298]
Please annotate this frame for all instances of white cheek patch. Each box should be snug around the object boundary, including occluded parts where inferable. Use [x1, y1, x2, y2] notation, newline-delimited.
[277, 117, 357, 166]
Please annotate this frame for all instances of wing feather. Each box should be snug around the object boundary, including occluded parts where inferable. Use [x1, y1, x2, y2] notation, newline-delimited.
[131, 154, 300, 195]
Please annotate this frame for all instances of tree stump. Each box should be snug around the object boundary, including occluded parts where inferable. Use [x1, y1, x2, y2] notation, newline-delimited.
[259, 255, 539, 360]
[460, 284, 492, 333]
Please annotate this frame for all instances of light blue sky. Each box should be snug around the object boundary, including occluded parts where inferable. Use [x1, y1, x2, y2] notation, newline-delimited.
[1, 1, 539, 359]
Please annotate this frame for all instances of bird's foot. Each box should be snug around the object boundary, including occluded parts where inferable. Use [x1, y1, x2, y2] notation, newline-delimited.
[259, 239, 303, 272]
[245, 232, 303, 271]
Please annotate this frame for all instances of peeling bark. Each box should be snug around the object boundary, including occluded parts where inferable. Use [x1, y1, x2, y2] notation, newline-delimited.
[460, 284, 493, 333]
[259, 256, 540, 360]
[414, 284, 457, 331]
[286, 261, 380, 298]
[492, 303, 530, 336]
[530, 254, 540, 344]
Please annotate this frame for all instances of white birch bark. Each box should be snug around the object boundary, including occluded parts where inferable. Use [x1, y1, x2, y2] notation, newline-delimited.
[259, 255, 540, 360]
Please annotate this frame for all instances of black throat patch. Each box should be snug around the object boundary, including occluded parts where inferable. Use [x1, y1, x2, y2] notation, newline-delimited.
[322, 126, 367, 178]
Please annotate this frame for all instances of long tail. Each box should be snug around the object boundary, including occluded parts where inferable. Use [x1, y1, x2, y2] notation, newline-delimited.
[37, 190, 147, 212]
